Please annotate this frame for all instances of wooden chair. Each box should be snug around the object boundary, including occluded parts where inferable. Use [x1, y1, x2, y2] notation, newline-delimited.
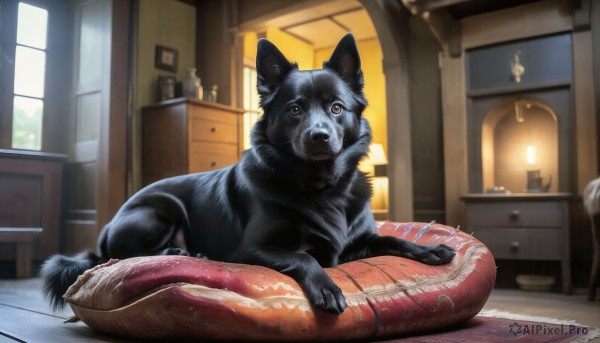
[584, 177, 600, 301]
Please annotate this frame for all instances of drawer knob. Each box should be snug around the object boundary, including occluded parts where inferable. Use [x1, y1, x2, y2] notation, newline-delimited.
[510, 241, 520, 252]
[510, 210, 520, 219]
[211, 161, 218, 167]
[210, 127, 218, 133]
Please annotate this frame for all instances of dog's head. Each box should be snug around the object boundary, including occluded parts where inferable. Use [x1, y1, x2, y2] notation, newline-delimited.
[255, 33, 368, 161]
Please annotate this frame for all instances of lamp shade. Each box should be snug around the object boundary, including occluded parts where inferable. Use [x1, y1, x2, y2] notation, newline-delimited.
[368, 144, 387, 165]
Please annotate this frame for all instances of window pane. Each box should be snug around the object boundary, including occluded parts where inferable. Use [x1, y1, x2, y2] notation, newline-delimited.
[17, 2, 48, 49]
[243, 67, 251, 110]
[12, 96, 43, 150]
[14, 46, 46, 97]
[249, 68, 259, 111]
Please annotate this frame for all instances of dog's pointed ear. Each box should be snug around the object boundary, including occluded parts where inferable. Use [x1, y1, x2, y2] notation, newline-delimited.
[256, 39, 294, 96]
[324, 33, 364, 92]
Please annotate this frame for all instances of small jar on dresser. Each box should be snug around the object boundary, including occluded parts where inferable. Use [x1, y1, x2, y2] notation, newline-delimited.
[461, 193, 572, 294]
[142, 98, 244, 186]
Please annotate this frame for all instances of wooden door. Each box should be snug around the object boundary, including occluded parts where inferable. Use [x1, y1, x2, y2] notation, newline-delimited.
[64, 0, 128, 254]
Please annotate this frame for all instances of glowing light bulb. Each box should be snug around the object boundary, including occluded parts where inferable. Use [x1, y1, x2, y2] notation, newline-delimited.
[526, 145, 537, 165]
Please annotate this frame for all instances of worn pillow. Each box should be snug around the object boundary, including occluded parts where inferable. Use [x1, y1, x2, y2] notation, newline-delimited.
[64, 222, 496, 341]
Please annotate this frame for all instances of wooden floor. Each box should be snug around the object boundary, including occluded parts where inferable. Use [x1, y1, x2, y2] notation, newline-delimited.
[0, 278, 599, 342]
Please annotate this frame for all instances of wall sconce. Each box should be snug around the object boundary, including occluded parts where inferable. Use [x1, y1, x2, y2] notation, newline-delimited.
[514, 100, 533, 123]
[511, 50, 525, 83]
[515, 101, 524, 123]
[368, 144, 389, 217]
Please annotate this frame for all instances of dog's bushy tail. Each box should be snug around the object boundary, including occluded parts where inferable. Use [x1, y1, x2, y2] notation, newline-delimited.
[40, 251, 107, 310]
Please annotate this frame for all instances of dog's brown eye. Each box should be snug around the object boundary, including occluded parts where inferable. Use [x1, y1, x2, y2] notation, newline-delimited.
[331, 103, 343, 115]
[289, 105, 301, 116]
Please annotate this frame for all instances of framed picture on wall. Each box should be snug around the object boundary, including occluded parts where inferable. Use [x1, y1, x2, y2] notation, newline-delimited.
[155, 45, 178, 73]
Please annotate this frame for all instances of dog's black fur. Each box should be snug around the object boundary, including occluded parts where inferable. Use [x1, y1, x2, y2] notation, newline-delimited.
[42, 34, 454, 315]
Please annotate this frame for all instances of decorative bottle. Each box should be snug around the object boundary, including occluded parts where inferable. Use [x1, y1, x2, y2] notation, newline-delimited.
[182, 68, 203, 100]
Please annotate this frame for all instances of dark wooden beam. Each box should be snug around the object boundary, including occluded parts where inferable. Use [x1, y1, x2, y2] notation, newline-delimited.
[401, 0, 472, 16]
[401, 0, 462, 57]
[421, 9, 462, 57]
[592, 0, 600, 173]
[574, 0, 591, 31]
[178, 0, 198, 7]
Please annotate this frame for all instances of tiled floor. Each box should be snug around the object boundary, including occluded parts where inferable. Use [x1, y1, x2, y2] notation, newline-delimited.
[0, 278, 599, 342]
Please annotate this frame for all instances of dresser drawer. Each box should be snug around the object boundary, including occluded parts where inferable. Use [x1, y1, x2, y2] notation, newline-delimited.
[466, 201, 564, 228]
[189, 104, 238, 125]
[189, 142, 238, 172]
[190, 117, 238, 144]
[473, 228, 561, 260]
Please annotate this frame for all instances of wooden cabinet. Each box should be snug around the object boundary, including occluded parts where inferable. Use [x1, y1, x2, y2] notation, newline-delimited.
[467, 33, 572, 92]
[0, 150, 67, 266]
[142, 98, 244, 185]
[461, 193, 572, 294]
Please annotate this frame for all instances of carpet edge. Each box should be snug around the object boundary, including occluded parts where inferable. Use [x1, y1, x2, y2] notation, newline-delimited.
[477, 309, 600, 342]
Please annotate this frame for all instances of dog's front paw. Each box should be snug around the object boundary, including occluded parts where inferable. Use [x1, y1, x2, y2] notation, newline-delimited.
[195, 252, 208, 259]
[302, 272, 347, 315]
[416, 244, 455, 265]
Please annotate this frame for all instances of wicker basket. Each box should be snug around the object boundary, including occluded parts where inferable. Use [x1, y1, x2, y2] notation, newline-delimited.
[516, 274, 555, 292]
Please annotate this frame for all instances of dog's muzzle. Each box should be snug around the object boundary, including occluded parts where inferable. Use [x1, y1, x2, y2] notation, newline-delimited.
[296, 126, 342, 161]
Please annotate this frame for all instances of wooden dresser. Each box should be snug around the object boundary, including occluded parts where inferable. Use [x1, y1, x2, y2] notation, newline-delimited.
[461, 193, 572, 294]
[142, 98, 244, 185]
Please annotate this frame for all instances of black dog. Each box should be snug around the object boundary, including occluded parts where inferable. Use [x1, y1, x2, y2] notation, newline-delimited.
[42, 33, 454, 315]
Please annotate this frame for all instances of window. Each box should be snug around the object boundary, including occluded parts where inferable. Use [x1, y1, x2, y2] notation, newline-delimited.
[242, 66, 261, 150]
[1, 0, 72, 153]
[11, 2, 48, 150]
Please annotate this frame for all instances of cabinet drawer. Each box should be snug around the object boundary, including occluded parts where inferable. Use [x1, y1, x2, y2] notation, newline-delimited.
[189, 142, 238, 172]
[473, 228, 561, 260]
[190, 117, 238, 144]
[466, 201, 564, 228]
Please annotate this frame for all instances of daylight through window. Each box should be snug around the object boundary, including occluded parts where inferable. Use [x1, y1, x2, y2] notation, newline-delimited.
[12, 2, 48, 150]
[243, 66, 261, 150]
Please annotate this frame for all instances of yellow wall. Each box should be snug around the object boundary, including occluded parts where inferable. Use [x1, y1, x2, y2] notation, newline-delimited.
[243, 32, 258, 64]
[243, 33, 387, 209]
[314, 39, 387, 154]
[243, 34, 387, 153]
[132, 0, 196, 192]
[137, 0, 196, 103]
[243, 29, 314, 70]
[265, 28, 314, 70]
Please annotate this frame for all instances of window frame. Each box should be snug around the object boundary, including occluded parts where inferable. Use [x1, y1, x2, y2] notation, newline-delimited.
[242, 59, 262, 150]
[12, 2, 49, 150]
[0, 0, 73, 153]
[0, 0, 19, 148]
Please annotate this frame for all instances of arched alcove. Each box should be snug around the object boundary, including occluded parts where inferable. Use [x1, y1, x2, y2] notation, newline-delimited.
[360, 0, 414, 220]
[468, 87, 571, 194]
[482, 99, 559, 193]
[232, 0, 415, 220]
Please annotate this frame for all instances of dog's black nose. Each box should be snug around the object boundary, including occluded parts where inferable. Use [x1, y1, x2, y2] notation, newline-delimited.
[310, 129, 330, 142]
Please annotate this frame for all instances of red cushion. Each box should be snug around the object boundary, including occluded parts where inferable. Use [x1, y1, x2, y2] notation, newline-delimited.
[64, 222, 496, 341]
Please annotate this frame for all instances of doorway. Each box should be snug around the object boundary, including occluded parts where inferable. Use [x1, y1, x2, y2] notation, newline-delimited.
[237, 2, 390, 217]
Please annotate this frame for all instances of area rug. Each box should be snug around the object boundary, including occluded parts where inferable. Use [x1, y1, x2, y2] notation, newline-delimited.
[375, 310, 600, 342]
